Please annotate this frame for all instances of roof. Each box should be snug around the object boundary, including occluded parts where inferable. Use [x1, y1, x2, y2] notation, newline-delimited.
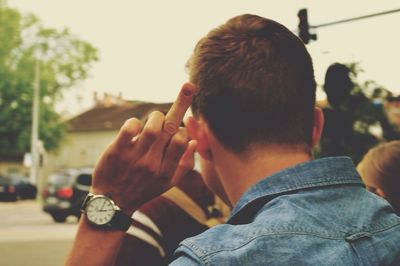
[67, 102, 173, 132]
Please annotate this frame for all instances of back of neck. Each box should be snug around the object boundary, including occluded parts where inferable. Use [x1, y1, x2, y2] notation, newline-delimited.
[214, 145, 312, 206]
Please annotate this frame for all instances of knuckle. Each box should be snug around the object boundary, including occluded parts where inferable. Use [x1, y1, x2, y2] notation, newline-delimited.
[106, 151, 120, 163]
[163, 120, 178, 135]
[150, 110, 164, 118]
[145, 110, 164, 123]
[122, 117, 140, 130]
[109, 151, 133, 168]
[128, 117, 141, 124]
[120, 118, 141, 137]
[178, 160, 192, 172]
[142, 128, 160, 141]
[135, 161, 158, 176]
[171, 134, 188, 150]
[177, 91, 191, 106]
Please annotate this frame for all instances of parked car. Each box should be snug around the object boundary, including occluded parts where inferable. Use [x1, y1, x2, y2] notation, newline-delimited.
[42, 168, 92, 223]
[0, 175, 18, 201]
[9, 174, 37, 200]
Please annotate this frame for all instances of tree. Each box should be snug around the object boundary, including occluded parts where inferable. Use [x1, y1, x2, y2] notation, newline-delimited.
[0, 1, 98, 158]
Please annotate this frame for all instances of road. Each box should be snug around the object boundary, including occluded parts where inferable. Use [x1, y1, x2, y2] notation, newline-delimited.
[0, 200, 78, 266]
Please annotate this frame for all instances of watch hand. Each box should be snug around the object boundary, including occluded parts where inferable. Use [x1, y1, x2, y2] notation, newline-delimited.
[100, 201, 106, 210]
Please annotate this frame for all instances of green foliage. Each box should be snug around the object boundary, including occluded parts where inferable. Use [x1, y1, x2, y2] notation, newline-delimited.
[0, 3, 98, 156]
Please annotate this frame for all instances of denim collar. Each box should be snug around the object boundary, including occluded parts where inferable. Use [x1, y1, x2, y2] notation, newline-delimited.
[227, 156, 363, 224]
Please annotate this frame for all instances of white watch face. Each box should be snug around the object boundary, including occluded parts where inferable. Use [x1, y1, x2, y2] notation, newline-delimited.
[86, 196, 116, 225]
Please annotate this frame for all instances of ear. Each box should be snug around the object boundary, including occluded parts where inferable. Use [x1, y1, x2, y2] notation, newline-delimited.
[312, 107, 324, 147]
[186, 116, 213, 160]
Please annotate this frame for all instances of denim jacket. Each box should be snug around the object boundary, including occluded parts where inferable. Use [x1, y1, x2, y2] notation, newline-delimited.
[171, 157, 400, 265]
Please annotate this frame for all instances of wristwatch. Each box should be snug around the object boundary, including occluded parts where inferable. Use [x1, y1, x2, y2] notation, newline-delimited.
[81, 193, 133, 231]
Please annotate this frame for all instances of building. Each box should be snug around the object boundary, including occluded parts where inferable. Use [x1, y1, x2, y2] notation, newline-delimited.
[0, 154, 28, 177]
[48, 93, 172, 170]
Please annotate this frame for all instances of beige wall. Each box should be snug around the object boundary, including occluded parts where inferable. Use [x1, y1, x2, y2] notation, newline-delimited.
[0, 130, 117, 200]
[0, 162, 29, 177]
[48, 130, 117, 171]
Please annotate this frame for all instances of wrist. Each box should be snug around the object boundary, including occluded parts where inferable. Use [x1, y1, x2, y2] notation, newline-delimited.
[88, 188, 137, 216]
[81, 193, 135, 232]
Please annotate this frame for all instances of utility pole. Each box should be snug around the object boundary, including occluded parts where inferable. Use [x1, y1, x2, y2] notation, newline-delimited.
[29, 59, 40, 185]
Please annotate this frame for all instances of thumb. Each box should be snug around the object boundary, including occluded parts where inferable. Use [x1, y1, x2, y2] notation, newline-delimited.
[171, 140, 197, 185]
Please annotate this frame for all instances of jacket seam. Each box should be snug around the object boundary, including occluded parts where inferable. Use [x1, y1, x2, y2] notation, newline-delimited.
[231, 180, 362, 219]
[192, 222, 400, 259]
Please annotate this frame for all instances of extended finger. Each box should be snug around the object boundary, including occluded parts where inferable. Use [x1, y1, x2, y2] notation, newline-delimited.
[159, 127, 189, 179]
[163, 83, 195, 137]
[134, 111, 165, 157]
[115, 118, 142, 149]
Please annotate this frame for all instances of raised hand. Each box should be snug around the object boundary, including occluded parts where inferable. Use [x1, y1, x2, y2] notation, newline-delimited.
[91, 83, 197, 213]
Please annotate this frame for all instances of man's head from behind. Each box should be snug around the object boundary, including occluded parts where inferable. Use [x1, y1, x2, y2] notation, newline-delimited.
[188, 14, 317, 154]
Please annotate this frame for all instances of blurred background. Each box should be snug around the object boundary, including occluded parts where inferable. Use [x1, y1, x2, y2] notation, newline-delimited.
[1, 0, 400, 265]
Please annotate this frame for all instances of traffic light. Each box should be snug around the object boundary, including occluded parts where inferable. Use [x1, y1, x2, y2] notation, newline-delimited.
[298, 9, 317, 44]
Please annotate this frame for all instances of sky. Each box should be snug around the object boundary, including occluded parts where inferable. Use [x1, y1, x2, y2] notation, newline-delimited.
[7, 0, 400, 115]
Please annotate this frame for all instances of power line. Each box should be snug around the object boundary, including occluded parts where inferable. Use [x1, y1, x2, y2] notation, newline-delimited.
[311, 8, 400, 29]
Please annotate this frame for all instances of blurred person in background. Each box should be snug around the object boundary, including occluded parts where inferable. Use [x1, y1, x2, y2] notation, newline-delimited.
[357, 140, 400, 215]
[319, 63, 378, 164]
[318, 63, 400, 164]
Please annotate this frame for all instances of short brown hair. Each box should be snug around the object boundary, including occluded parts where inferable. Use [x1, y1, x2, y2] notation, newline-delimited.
[189, 14, 316, 153]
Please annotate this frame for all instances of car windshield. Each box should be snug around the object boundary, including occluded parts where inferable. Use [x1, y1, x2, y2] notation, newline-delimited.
[48, 172, 75, 185]
[76, 174, 91, 186]
[8, 174, 30, 183]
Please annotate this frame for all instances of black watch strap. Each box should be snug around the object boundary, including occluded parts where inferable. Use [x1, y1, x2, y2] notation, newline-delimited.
[110, 210, 134, 231]
[80, 193, 93, 212]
